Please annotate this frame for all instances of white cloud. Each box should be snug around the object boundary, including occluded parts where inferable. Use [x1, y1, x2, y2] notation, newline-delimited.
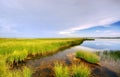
[95, 30, 120, 37]
[98, 17, 117, 26]
[59, 17, 120, 36]
[0, 0, 120, 37]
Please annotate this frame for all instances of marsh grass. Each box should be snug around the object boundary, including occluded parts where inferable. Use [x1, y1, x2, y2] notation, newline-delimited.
[6, 49, 28, 65]
[54, 63, 91, 77]
[102, 50, 120, 59]
[0, 55, 7, 77]
[0, 38, 84, 64]
[7, 67, 32, 77]
[0, 38, 85, 77]
[72, 64, 91, 77]
[76, 50, 100, 63]
[0, 55, 31, 77]
[23, 67, 32, 77]
[54, 63, 69, 77]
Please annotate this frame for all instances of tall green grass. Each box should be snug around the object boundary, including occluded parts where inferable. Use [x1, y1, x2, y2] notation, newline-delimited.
[0, 55, 32, 77]
[54, 63, 91, 77]
[0, 38, 85, 77]
[72, 64, 91, 77]
[8, 67, 32, 77]
[6, 49, 28, 65]
[0, 55, 7, 77]
[76, 50, 100, 63]
[0, 38, 84, 64]
[54, 63, 69, 77]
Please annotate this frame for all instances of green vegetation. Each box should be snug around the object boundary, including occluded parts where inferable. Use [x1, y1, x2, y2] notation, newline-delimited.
[8, 67, 32, 77]
[0, 38, 84, 64]
[102, 50, 120, 59]
[0, 55, 7, 77]
[23, 67, 32, 77]
[0, 55, 32, 77]
[54, 63, 91, 77]
[72, 64, 91, 77]
[96, 50, 120, 61]
[0, 38, 85, 77]
[7, 49, 28, 65]
[76, 50, 100, 63]
[54, 63, 69, 77]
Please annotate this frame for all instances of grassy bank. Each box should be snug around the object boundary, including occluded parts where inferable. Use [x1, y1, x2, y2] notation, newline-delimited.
[76, 50, 100, 64]
[0, 55, 32, 77]
[54, 63, 91, 77]
[54, 63, 69, 77]
[0, 38, 86, 77]
[0, 38, 85, 64]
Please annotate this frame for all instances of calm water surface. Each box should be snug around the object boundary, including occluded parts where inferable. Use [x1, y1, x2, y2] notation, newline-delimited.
[26, 39, 120, 77]
[81, 39, 120, 50]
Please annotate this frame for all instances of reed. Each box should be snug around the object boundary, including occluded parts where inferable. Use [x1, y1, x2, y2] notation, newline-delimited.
[103, 50, 120, 59]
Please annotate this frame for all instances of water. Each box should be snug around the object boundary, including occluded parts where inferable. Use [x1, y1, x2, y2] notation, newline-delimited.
[25, 39, 120, 77]
[81, 39, 120, 50]
[26, 46, 86, 68]
[27, 46, 89, 77]
[81, 39, 120, 76]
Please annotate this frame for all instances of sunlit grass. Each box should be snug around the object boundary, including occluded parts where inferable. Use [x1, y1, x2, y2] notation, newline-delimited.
[6, 49, 28, 65]
[72, 64, 91, 77]
[76, 50, 100, 63]
[8, 67, 32, 77]
[0, 55, 7, 77]
[0, 38, 85, 77]
[54, 63, 91, 77]
[0, 38, 84, 64]
[54, 63, 69, 77]
[0, 55, 32, 77]
[23, 67, 32, 77]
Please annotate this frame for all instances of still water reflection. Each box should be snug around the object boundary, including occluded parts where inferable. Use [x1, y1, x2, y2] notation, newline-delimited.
[81, 39, 120, 50]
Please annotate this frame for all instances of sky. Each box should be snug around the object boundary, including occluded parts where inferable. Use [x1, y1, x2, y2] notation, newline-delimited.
[0, 0, 120, 38]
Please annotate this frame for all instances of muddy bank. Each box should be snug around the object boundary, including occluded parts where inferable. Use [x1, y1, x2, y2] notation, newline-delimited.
[25, 46, 119, 77]
[99, 52, 120, 77]
[67, 53, 119, 77]
[10, 39, 87, 68]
